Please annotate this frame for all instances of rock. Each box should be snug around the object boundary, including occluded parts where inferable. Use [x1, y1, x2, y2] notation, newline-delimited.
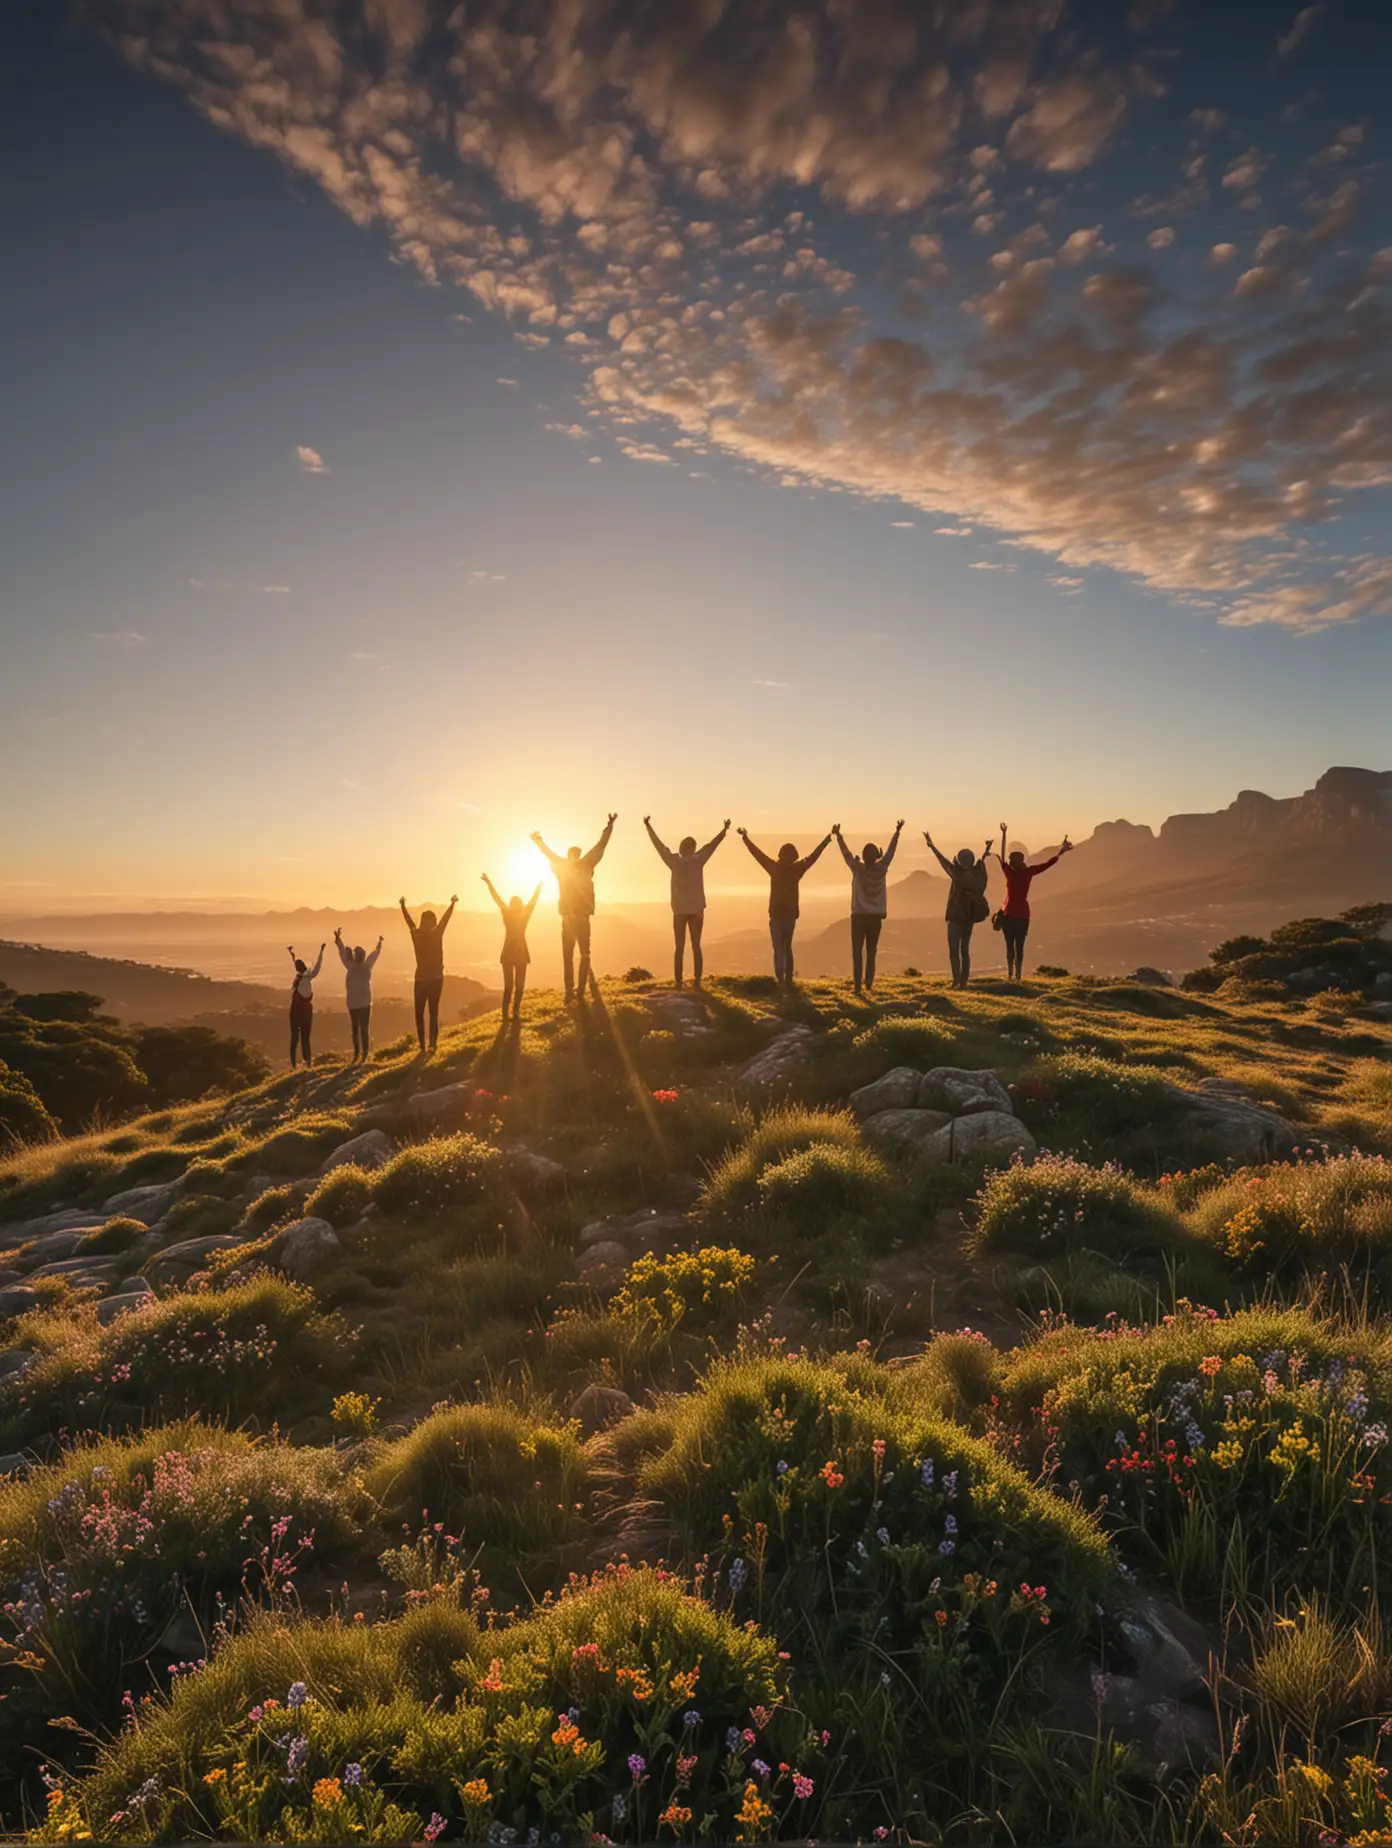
[917, 1068, 1014, 1117]
[861, 1108, 954, 1153]
[0, 1287, 41, 1321]
[1117, 1591, 1213, 1701]
[569, 1382, 637, 1436]
[144, 1234, 246, 1286]
[849, 1068, 923, 1118]
[240, 1174, 281, 1206]
[505, 1148, 567, 1196]
[1151, 1702, 1222, 1777]
[318, 1129, 395, 1176]
[576, 1240, 631, 1282]
[0, 1270, 20, 1287]
[925, 1112, 1037, 1166]
[1129, 966, 1174, 986]
[643, 993, 715, 1037]
[1285, 964, 1349, 994]
[580, 1208, 690, 1252]
[17, 1230, 87, 1266]
[97, 1287, 155, 1325]
[401, 1082, 475, 1130]
[271, 1217, 342, 1280]
[1374, 971, 1392, 998]
[0, 1348, 35, 1379]
[2, 1208, 105, 1246]
[0, 1453, 29, 1479]
[158, 1613, 205, 1659]
[1161, 1083, 1298, 1163]
[104, 1179, 184, 1220]
[1362, 1001, 1392, 1021]
[25, 1257, 123, 1287]
[737, 1027, 816, 1088]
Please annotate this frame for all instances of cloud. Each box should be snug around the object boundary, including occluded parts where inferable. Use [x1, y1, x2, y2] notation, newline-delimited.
[92, 630, 147, 645]
[1276, 6, 1322, 58]
[889, 520, 915, 528]
[296, 444, 328, 473]
[90, 0, 1392, 634]
[753, 678, 790, 689]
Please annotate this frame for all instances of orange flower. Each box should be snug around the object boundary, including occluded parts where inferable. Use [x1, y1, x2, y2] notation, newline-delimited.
[312, 1778, 343, 1808]
[659, 1802, 694, 1832]
[480, 1658, 505, 1693]
[819, 1460, 845, 1489]
[460, 1779, 491, 1806]
[1199, 1355, 1222, 1378]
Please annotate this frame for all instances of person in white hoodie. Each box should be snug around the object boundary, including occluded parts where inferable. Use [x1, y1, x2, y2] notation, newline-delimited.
[832, 820, 904, 994]
[643, 816, 730, 988]
[334, 928, 383, 1062]
[286, 942, 325, 1067]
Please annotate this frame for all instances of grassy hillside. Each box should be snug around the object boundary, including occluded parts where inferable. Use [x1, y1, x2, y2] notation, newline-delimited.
[0, 962, 1389, 1844]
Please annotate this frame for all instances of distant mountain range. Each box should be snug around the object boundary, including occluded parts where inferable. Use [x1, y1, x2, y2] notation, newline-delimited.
[2, 768, 1388, 1003]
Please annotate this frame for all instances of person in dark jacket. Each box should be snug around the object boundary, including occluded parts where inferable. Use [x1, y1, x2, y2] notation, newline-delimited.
[286, 943, 324, 1067]
[399, 894, 457, 1053]
[738, 827, 833, 988]
[531, 815, 616, 1002]
[482, 874, 541, 1020]
[991, 822, 1073, 979]
[833, 819, 904, 993]
[925, 833, 992, 988]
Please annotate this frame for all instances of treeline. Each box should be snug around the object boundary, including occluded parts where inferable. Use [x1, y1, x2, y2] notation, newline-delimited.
[0, 987, 267, 1146]
[1182, 902, 1392, 997]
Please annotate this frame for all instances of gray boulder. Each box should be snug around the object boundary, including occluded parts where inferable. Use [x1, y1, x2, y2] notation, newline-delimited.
[2, 1208, 104, 1246]
[576, 1240, 631, 1283]
[917, 1067, 1014, 1117]
[26, 1256, 123, 1287]
[97, 1286, 156, 1325]
[505, 1148, 567, 1196]
[318, 1129, 395, 1176]
[144, 1234, 246, 1286]
[569, 1382, 637, 1436]
[925, 1112, 1037, 1166]
[401, 1082, 474, 1130]
[0, 1348, 35, 1379]
[104, 1179, 184, 1220]
[1374, 971, 1392, 998]
[17, 1229, 87, 1267]
[737, 1027, 816, 1088]
[579, 1208, 690, 1252]
[239, 1174, 282, 1206]
[644, 993, 715, 1038]
[0, 1453, 29, 1479]
[0, 1287, 41, 1321]
[272, 1217, 342, 1280]
[1161, 1082, 1298, 1163]
[849, 1068, 923, 1118]
[862, 1107, 953, 1154]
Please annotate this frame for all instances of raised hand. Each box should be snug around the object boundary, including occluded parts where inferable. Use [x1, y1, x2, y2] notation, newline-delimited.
[923, 831, 934, 848]
[722, 817, 731, 829]
[1061, 835, 1074, 853]
[895, 818, 905, 831]
[831, 822, 841, 836]
[737, 826, 748, 838]
[451, 894, 458, 904]
[643, 814, 651, 823]
[529, 832, 542, 845]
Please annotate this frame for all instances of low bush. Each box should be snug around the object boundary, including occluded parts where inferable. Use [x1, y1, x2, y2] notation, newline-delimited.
[702, 1107, 907, 1257]
[611, 1245, 757, 1333]
[75, 1215, 146, 1255]
[302, 1164, 373, 1228]
[42, 1567, 820, 1846]
[227, 1114, 357, 1176]
[851, 1016, 960, 1068]
[371, 1133, 504, 1218]
[1182, 1155, 1392, 1293]
[1008, 1051, 1178, 1160]
[0, 1278, 353, 1451]
[970, 1155, 1189, 1261]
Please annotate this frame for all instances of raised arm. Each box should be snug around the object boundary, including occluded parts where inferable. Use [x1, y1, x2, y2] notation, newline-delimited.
[309, 945, 325, 980]
[925, 837, 958, 880]
[481, 874, 506, 915]
[643, 816, 675, 867]
[798, 833, 833, 873]
[999, 823, 1008, 866]
[365, 937, 383, 969]
[286, 944, 299, 969]
[530, 834, 564, 871]
[738, 829, 776, 875]
[583, 813, 617, 869]
[834, 830, 857, 870]
[439, 896, 457, 934]
[697, 819, 731, 863]
[399, 897, 417, 931]
[336, 934, 353, 969]
[523, 884, 542, 922]
[881, 820, 905, 869]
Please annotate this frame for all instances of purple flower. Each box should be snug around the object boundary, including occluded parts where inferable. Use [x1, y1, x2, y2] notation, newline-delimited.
[752, 1759, 770, 1782]
[943, 1514, 957, 1536]
[725, 1727, 742, 1753]
[286, 1681, 307, 1709]
[920, 1458, 935, 1489]
[628, 1754, 646, 1781]
[343, 1763, 363, 1789]
[285, 1736, 308, 1773]
[943, 1470, 958, 1500]
[683, 1709, 701, 1727]
[938, 1538, 956, 1556]
[727, 1557, 748, 1593]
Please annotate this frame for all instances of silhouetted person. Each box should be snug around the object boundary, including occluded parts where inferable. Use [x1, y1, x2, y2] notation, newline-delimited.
[334, 927, 382, 1062]
[643, 815, 730, 989]
[399, 893, 457, 1054]
[991, 822, 1073, 980]
[925, 833, 992, 988]
[482, 874, 541, 1021]
[834, 819, 904, 993]
[738, 827, 832, 988]
[286, 942, 324, 1067]
[532, 815, 616, 1003]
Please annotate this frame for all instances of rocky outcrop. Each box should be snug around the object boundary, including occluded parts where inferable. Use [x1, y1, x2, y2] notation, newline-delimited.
[849, 1068, 922, 1118]
[856, 1064, 1032, 1167]
[0, 1286, 41, 1321]
[916, 1068, 1014, 1117]
[737, 1027, 816, 1088]
[1161, 1080, 1298, 1163]
[569, 1381, 637, 1435]
[97, 1285, 155, 1324]
[933, 1112, 1037, 1164]
[861, 1107, 953, 1154]
[505, 1149, 567, 1196]
[103, 1179, 184, 1220]
[272, 1217, 342, 1280]
[318, 1129, 395, 1175]
[143, 1234, 246, 1287]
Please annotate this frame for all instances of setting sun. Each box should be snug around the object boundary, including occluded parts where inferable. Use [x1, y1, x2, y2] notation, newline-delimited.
[504, 840, 551, 898]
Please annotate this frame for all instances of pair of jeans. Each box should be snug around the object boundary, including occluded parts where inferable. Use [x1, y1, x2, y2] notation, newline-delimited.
[289, 1019, 311, 1065]
[851, 914, 883, 989]
[502, 961, 527, 1017]
[947, 919, 975, 986]
[1001, 916, 1029, 978]
[674, 913, 704, 985]
[561, 916, 593, 997]
[414, 977, 443, 1049]
[349, 1005, 371, 1059]
[769, 915, 797, 984]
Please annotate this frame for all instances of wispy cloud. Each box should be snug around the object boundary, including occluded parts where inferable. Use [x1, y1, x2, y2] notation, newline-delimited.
[93, 630, 147, 645]
[753, 678, 791, 689]
[1277, 6, 1323, 59]
[296, 444, 328, 474]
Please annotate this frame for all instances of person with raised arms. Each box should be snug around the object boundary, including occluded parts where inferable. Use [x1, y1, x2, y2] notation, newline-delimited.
[333, 927, 383, 1062]
[991, 821, 1073, 981]
[399, 893, 457, 1055]
[285, 941, 324, 1068]
[924, 831, 993, 989]
[833, 819, 904, 994]
[481, 874, 542, 1021]
[643, 815, 731, 989]
[738, 826, 833, 990]
[530, 814, 617, 1003]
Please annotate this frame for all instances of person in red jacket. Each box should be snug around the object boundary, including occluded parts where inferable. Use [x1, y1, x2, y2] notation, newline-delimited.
[992, 822, 1073, 979]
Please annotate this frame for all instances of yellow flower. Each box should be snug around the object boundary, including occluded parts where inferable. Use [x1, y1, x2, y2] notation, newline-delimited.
[460, 1778, 491, 1806]
[202, 1768, 228, 1787]
[736, 1779, 773, 1839]
[312, 1778, 344, 1808]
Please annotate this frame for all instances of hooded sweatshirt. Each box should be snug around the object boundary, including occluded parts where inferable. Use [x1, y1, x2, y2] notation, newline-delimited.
[647, 823, 728, 913]
[338, 940, 381, 1008]
[836, 830, 901, 917]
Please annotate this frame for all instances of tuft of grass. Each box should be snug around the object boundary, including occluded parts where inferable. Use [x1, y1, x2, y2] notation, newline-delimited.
[970, 1153, 1190, 1261]
[371, 1133, 504, 1218]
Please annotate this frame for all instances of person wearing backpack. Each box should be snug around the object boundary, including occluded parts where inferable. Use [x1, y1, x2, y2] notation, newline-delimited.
[833, 819, 904, 993]
[399, 894, 457, 1054]
[925, 833, 993, 988]
[990, 823, 1073, 980]
[334, 928, 383, 1061]
[286, 942, 325, 1067]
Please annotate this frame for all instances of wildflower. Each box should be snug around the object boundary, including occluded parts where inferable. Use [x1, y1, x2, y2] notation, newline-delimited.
[285, 1737, 308, 1773]
[659, 1803, 693, 1831]
[675, 1753, 697, 1789]
[202, 1769, 227, 1787]
[726, 1727, 743, 1753]
[944, 1513, 957, 1536]
[628, 1754, 646, 1781]
[611, 1794, 628, 1824]
[343, 1764, 363, 1789]
[728, 1556, 749, 1593]
[820, 1460, 844, 1488]
[423, 1814, 447, 1843]
[792, 1774, 814, 1801]
[312, 1779, 343, 1808]
[735, 1781, 772, 1834]
[1199, 1355, 1222, 1378]
[776, 1460, 789, 1476]
[938, 1539, 956, 1556]
[874, 1829, 890, 1840]
[682, 1709, 701, 1727]
[286, 1681, 307, 1709]
[872, 1437, 886, 1462]
[920, 1458, 935, 1489]
[876, 1526, 890, 1545]
[943, 1470, 958, 1500]
[1362, 1423, 1388, 1448]
[752, 1758, 770, 1781]
[880, 1671, 891, 1687]
[461, 1780, 491, 1805]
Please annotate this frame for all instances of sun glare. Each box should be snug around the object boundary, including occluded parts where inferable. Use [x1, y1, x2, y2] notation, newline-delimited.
[504, 840, 550, 898]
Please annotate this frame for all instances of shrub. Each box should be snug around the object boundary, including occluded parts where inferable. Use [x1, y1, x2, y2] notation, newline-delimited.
[1008, 1051, 1176, 1156]
[970, 1155, 1189, 1260]
[0, 1278, 353, 1451]
[302, 1164, 373, 1228]
[623, 966, 654, 983]
[611, 1246, 757, 1333]
[228, 1114, 356, 1176]
[43, 1568, 819, 1846]
[75, 1215, 146, 1255]
[701, 1105, 865, 1219]
[364, 1401, 590, 1588]
[996, 1304, 1392, 1601]
[851, 1016, 959, 1068]
[0, 1059, 57, 1148]
[371, 1133, 503, 1218]
[1182, 1155, 1392, 1290]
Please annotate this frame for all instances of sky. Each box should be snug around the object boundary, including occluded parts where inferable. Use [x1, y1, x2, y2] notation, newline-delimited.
[2, 0, 1390, 911]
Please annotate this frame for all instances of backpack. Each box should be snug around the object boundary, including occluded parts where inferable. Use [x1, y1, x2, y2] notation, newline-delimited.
[969, 890, 990, 925]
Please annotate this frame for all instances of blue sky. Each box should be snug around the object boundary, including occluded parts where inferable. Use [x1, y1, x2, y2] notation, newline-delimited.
[2, 0, 1389, 909]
